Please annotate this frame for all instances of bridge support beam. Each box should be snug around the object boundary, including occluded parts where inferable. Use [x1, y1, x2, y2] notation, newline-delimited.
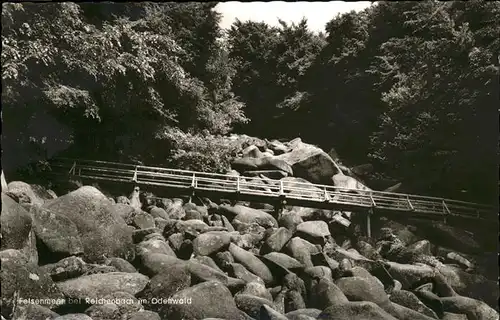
[275, 198, 286, 220]
[366, 208, 373, 238]
[188, 188, 196, 203]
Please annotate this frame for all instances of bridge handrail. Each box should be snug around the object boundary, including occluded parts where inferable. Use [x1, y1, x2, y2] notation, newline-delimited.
[48, 158, 496, 217]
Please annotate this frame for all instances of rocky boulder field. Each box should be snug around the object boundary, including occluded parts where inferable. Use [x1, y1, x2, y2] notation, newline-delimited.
[1, 136, 498, 320]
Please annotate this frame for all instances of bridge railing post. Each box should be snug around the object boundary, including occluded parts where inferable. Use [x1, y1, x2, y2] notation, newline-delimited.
[279, 180, 284, 195]
[370, 192, 376, 207]
[69, 161, 76, 175]
[407, 195, 415, 211]
[132, 166, 138, 183]
[442, 199, 451, 223]
[442, 199, 451, 214]
[191, 173, 196, 188]
[323, 187, 330, 202]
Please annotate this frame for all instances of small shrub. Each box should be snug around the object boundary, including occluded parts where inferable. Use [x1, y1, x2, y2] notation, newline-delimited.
[161, 128, 237, 173]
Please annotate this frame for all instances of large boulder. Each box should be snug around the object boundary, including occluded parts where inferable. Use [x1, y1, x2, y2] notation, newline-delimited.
[278, 211, 304, 231]
[1, 255, 64, 318]
[164, 281, 249, 320]
[133, 228, 163, 244]
[332, 173, 372, 191]
[11, 303, 60, 320]
[309, 278, 349, 310]
[240, 282, 273, 301]
[285, 309, 322, 320]
[336, 275, 436, 320]
[6, 181, 52, 207]
[43, 186, 135, 263]
[56, 272, 149, 300]
[387, 302, 439, 320]
[318, 302, 398, 320]
[440, 296, 499, 320]
[138, 253, 186, 277]
[40, 256, 88, 281]
[440, 251, 475, 271]
[408, 240, 432, 256]
[1, 193, 33, 250]
[193, 255, 223, 272]
[242, 145, 264, 158]
[1, 193, 38, 264]
[262, 253, 303, 270]
[175, 219, 210, 233]
[240, 177, 274, 193]
[127, 310, 161, 320]
[435, 264, 499, 308]
[262, 227, 293, 253]
[373, 219, 421, 245]
[84, 302, 121, 320]
[285, 237, 320, 268]
[230, 263, 265, 284]
[109, 203, 136, 223]
[335, 276, 388, 307]
[219, 205, 278, 229]
[295, 221, 331, 244]
[87, 291, 144, 318]
[54, 315, 93, 320]
[348, 266, 385, 291]
[104, 257, 137, 273]
[116, 196, 130, 205]
[304, 266, 334, 283]
[230, 230, 265, 250]
[0, 249, 31, 264]
[389, 290, 439, 319]
[235, 294, 278, 319]
[276, 141, 341, 184]
[245, 170, 289, 179]
[260, 304, 289, 320]
[232, 157, 293, 176]
[164, 198, 186, 220]
[138, 264, 191, 311]
[148, 206, 169, 220]
[187, 259, 246, 291]
[267, 140, 290, 155]
[228, 243, 274, 285]
[131, 211, 156, 229]
[184, 202, 208, 220]
[441, 313, 468, 320]
[232, 157, 260, 171]
[136, 239, 176, 257]
[193, 231, 231, 256]
[29, 206, 84, 257]
[384, 262, 437, 289]
[280, 177, 323, 199]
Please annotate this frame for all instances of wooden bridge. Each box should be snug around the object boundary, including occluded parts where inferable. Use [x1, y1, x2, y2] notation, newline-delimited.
[47, 158, 497, 235]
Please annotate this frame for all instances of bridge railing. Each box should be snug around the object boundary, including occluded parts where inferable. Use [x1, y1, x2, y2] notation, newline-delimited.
[48, 158, 495, 219]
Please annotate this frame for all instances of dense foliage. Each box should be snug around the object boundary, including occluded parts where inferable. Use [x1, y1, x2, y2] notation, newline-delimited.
[2, 2, 247, 173]
[227, 1, 499, 203]
[2, 1, 498, 203]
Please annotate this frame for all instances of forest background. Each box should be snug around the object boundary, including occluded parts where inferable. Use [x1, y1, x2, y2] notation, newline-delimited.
[2, 1, 498, 204]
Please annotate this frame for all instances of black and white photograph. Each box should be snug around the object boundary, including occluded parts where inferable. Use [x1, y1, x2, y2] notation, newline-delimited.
[1, 1, 499, 319]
